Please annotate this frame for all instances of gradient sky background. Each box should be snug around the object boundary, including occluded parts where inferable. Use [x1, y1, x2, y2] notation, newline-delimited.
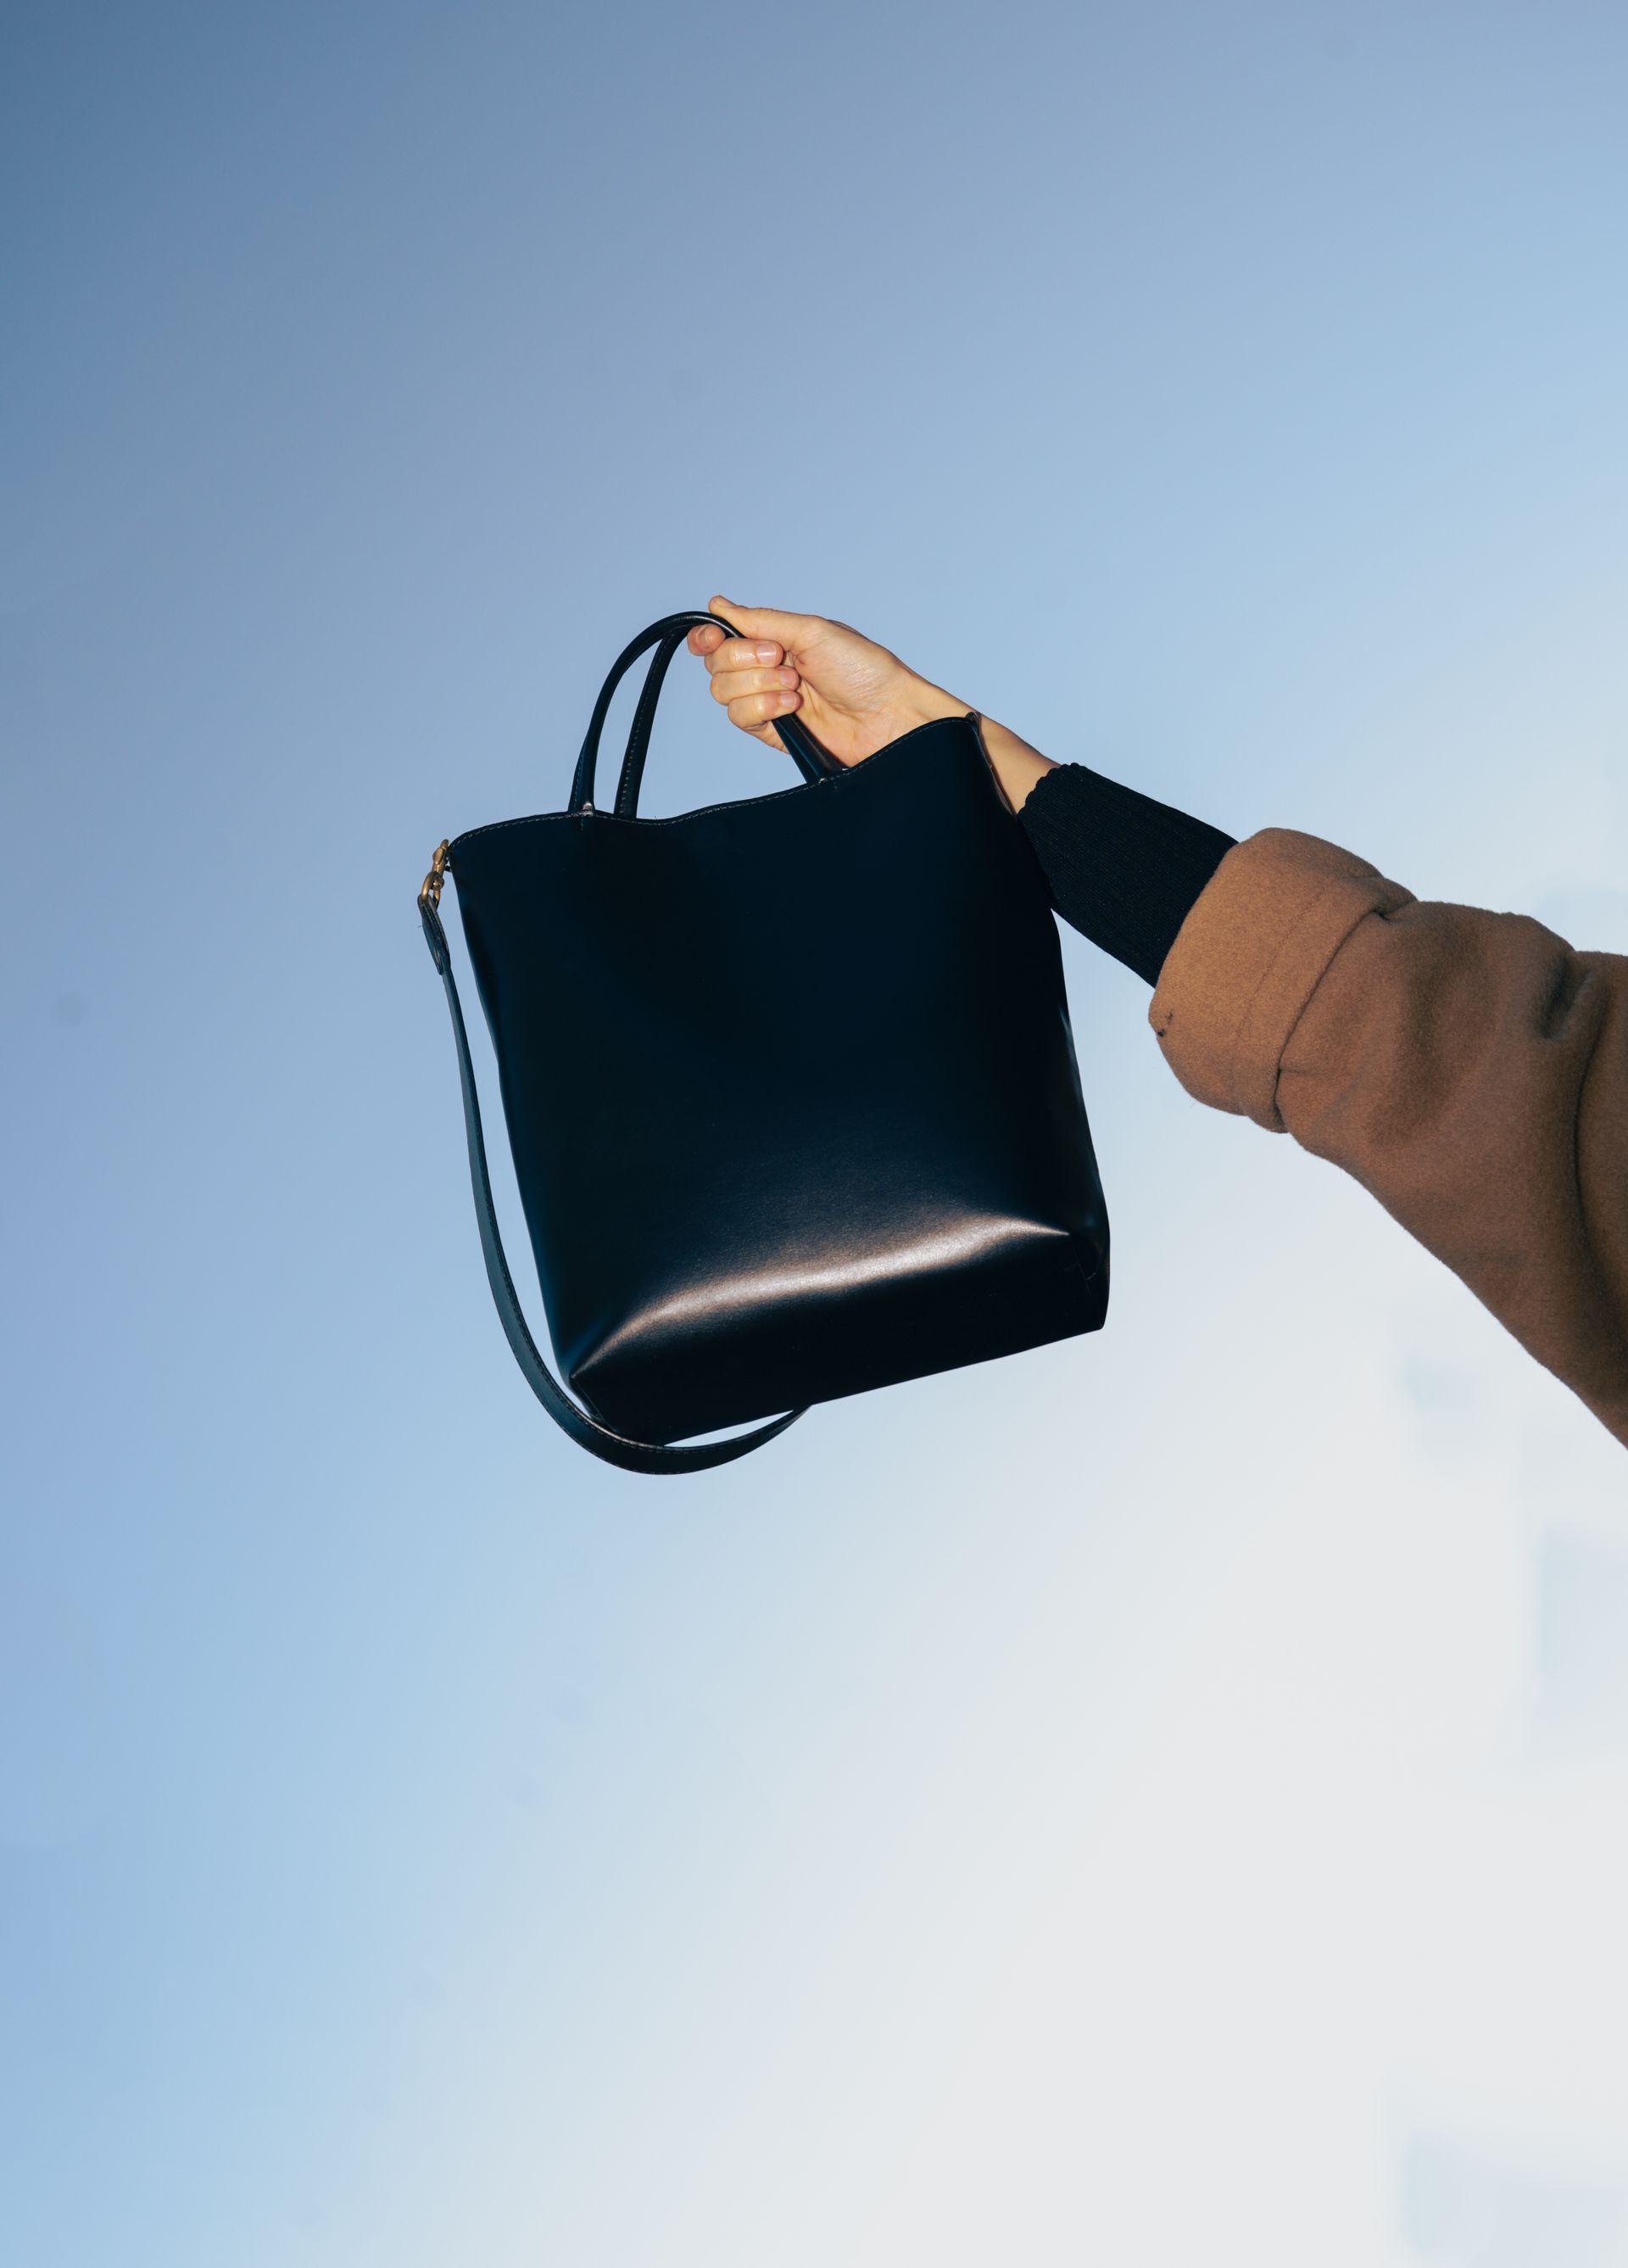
[6, 3, 1628, 2262]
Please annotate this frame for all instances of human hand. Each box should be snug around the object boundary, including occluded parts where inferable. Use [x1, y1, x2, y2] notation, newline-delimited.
[688, 595, 965, 769]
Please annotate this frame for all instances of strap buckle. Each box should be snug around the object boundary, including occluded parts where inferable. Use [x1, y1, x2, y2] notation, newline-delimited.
[419, 839, 451, 913]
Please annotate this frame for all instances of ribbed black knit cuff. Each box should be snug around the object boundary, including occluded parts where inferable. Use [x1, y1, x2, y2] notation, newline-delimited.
[1018, 763, 1237, 987]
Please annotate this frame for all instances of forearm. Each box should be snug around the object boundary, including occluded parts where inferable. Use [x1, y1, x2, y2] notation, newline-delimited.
[906, 679, 1236, 986]
[961, 707, 1061, 815]
[901, 679, 1057, 812]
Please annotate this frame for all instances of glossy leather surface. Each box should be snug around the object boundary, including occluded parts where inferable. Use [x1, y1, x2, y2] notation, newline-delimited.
[424, 880, 802, 1472]
[443, 622, 1109, 1450]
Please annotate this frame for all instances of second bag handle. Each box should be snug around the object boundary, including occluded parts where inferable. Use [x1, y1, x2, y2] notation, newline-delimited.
[568, 611, 840, 817]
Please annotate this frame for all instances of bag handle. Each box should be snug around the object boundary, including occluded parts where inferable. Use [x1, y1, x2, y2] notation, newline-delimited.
[612, 624, 693, 819]
[569, 610, 840, 816]
[418, 856, 806, 1474]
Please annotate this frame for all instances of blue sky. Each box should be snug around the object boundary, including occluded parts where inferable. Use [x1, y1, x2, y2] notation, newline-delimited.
[5, 3, 1628, 2262]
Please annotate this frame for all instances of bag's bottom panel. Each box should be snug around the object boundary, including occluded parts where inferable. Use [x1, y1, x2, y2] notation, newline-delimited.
[566, 1226, 1109, 1446]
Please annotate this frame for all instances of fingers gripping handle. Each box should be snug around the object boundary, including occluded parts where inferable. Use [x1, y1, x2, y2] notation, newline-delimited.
[568, 611, 839, 816]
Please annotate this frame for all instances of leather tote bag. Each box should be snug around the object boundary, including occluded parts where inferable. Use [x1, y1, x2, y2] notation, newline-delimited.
[419, 609, 1109, 1474]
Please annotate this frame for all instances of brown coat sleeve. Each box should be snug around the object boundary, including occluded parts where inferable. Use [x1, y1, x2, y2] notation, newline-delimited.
[1147, 827, 1628, 1450]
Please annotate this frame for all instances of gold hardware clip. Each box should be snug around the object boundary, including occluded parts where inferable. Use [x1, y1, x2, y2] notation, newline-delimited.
[419, 838, 451, 913]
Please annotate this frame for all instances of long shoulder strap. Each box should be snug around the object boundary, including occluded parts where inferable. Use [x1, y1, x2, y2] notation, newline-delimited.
[419, 880, 805, 1474]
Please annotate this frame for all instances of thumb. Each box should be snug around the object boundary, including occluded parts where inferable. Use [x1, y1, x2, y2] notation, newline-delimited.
[706, 593, 816, 646]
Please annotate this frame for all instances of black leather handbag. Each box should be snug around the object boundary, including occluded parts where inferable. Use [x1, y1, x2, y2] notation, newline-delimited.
[420, 609, 1109, 1473]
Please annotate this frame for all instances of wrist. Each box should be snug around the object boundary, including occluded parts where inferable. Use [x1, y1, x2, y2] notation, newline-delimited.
[894, 678, 1057, 814]
[897, 674, 972, 731]
[943, 697, 1058, 815]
